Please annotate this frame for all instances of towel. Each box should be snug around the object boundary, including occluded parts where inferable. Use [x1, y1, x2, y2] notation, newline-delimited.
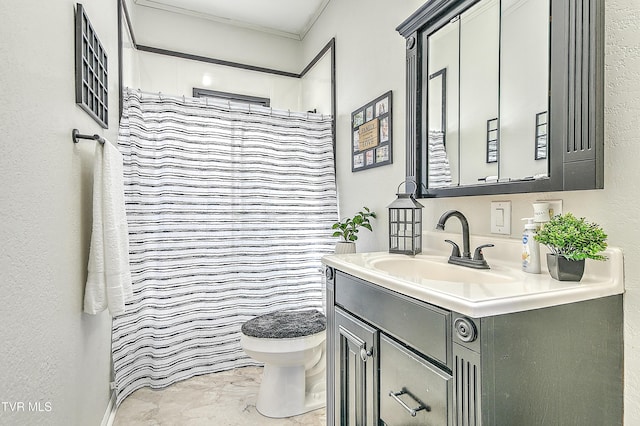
[84, 140, 133, 316]
[427, 131, 452, 188]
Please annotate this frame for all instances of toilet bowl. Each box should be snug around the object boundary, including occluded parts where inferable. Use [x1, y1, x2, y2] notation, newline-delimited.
[240, 310, 327, 418]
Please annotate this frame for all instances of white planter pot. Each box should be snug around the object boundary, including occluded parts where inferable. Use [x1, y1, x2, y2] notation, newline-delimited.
[335, 242, 356, 254]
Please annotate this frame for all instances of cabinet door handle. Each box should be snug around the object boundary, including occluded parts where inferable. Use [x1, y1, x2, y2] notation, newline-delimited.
[388, 389, 427, 417]
[359, 347, 373, 362]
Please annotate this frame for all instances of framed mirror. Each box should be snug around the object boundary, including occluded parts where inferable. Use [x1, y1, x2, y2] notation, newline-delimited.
[397, 0, 604, 197]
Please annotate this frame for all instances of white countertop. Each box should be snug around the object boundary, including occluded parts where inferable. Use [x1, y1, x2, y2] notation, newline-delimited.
[322, 233, 624, 318]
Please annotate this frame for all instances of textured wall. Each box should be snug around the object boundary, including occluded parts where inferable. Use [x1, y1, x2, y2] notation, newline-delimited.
[305, 0, 640, 423]
[0, 0, 118, 424]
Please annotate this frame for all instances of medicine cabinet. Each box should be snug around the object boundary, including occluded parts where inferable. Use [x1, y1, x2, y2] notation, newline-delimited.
[397, 0, 604, 197]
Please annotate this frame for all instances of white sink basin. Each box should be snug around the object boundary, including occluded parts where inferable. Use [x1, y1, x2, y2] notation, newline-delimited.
[368, 256, 517, 285]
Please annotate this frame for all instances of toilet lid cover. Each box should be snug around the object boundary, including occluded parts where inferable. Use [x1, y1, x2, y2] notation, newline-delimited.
[241, 309, 326, 339]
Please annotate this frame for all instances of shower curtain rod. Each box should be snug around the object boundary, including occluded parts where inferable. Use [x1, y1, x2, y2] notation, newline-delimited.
[126, 88, 329, 119]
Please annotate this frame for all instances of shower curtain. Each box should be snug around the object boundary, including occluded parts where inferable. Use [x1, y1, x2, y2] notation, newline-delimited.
[112, 89, 338, 404]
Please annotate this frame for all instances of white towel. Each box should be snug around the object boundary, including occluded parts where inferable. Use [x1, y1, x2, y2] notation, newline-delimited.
[84, 140, 133, 316]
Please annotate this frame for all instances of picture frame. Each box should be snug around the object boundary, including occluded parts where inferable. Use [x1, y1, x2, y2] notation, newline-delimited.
[486, 117, 498, 163]
[351, 91, 393, 172]
[534, 111, 548, 160]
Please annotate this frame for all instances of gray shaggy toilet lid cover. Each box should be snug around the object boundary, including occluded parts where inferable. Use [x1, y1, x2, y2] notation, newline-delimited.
[241, 309, 327, 339]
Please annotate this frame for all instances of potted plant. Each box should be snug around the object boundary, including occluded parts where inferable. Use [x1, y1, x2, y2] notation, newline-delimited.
[534, 213, 607, 281]
[332, 207, 377, 254]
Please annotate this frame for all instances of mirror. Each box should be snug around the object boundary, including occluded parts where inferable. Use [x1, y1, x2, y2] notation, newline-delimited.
[424, 0, 546, 188]
[499, 0, 549, 181]
[398, 0, 604, 197]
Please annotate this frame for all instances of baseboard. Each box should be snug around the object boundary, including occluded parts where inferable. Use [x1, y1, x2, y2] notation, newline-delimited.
[101, 391, 117, 426]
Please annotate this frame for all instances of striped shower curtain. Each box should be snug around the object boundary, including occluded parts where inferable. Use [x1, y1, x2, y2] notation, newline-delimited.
[112, 89, 338, 404]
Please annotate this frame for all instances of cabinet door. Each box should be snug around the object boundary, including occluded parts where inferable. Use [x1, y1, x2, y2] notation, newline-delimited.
[335, 307, 378, 426]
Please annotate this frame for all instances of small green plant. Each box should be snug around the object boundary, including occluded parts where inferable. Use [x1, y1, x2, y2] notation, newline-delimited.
[534, 213, 607, 261]
[332, 207, 377, 242]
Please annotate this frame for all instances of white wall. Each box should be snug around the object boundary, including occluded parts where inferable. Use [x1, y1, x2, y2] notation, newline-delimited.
[122, 0, 140, 90]
[126, 5, 305, 111]
[301, 52, 332, 114]
[302, 0, 425, 253]
[0, 1, 118, 425]
[131, 50, 303, 110]
[304, 0, 640, 423]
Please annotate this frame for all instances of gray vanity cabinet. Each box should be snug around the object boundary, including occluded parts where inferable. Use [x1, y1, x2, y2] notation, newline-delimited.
[325, 267, 623, 426]
[328, 269, 455, 425]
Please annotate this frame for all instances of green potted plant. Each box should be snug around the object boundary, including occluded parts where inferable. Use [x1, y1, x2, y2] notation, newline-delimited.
[332, 207, 377, 254]
[534, 213, 607, 281]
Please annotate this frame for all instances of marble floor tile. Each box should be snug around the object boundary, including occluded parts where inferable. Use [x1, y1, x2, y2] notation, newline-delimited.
[113, 366, 326, 425]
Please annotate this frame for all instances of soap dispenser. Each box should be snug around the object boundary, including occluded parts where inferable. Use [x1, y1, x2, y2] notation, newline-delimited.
[521, 218, 541, 273]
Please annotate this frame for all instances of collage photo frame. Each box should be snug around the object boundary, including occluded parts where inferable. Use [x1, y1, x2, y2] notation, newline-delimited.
[351, 91, 392, 172]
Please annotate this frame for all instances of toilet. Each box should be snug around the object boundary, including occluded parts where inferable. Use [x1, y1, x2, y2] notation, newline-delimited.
[240, 309, 327, 418]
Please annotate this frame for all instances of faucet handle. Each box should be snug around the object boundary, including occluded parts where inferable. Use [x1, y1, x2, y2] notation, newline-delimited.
[473, 244, 494, 261]
[444, 239, 461, 258]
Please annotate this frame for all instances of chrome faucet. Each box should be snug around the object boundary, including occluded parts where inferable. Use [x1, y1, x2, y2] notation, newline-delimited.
[436, 210, 493, 269]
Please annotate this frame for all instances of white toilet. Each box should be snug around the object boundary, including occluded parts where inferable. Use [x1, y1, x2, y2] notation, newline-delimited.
[240, 309, 327, 418]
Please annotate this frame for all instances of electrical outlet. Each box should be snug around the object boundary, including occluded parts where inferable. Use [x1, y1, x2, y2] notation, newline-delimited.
[548, 200, 563, 217]
[537, 199, 563, 218]
[490, 201, 511, 235]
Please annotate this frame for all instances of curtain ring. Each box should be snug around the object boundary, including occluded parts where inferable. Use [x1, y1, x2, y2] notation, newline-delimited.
[288, 109, 291, 117]
[205, 97, 209, 106]
[227, 100, 231, 109]
[270, 107, 273, 116]
[182, 95, 185, 103]
[158, 92, 162, 100]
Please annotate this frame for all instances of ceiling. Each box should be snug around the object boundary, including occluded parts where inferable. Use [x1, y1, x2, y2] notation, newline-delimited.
[133, 0, 331, 40]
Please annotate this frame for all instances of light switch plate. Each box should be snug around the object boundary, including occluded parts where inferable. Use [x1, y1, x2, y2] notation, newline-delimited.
[491, 201, 511, 235]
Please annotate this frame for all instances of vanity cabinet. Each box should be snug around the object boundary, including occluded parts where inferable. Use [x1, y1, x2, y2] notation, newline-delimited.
[325, 268, 623, 426]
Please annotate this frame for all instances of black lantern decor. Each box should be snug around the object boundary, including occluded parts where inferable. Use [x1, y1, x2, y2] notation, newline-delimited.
[387, 180, 424, 255]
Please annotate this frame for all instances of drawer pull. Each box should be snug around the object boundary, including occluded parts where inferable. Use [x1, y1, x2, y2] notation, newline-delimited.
[388, 389, 427, 417]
